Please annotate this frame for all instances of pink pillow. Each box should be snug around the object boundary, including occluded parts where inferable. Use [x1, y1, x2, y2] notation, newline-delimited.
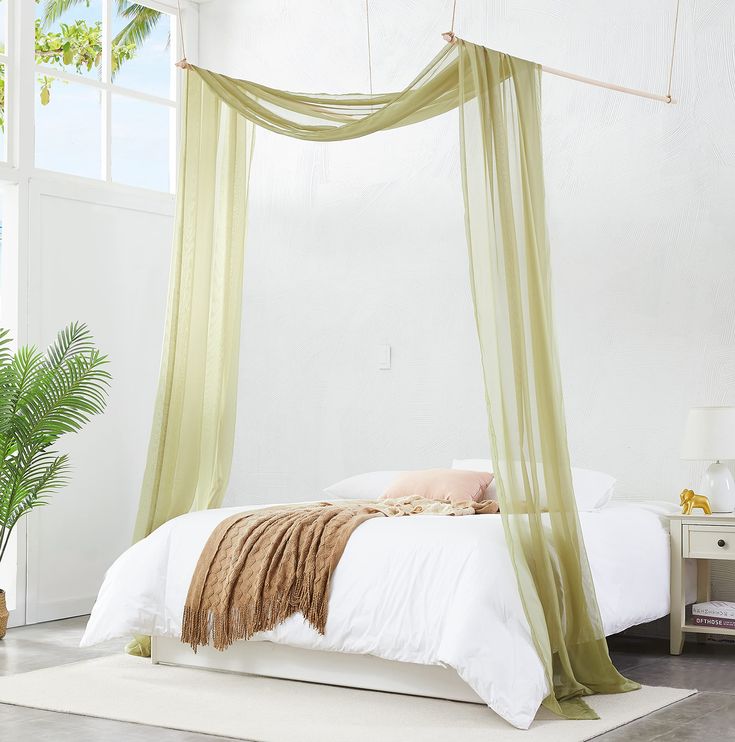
[382, 468, 493, 504]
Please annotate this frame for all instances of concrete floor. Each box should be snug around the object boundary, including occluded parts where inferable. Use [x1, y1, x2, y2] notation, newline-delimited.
[0, 617, 734, 741]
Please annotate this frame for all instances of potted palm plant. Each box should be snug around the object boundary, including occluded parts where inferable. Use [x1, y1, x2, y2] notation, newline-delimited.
[0, 323, 111, 638]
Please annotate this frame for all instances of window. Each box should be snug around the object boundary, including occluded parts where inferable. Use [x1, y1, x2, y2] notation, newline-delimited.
[34, 0, 177, 192]
[0, 0, 10, 162]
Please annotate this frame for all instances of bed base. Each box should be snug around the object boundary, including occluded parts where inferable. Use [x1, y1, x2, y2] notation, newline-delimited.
[151, 637, 484, 704]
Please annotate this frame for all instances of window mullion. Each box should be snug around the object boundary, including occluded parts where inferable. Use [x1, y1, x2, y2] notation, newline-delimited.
[17, 0, 35, 172]
[33, 65, 174, 107]
[101, 0, 112, 182]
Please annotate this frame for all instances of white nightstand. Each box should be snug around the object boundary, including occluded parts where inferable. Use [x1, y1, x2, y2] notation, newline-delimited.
[670, 512, 735, 654]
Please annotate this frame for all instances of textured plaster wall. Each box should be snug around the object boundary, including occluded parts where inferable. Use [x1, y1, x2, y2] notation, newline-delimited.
[197, 0, 735, 600]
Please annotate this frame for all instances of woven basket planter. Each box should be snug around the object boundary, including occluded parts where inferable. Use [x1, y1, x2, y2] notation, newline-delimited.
[0, 589, 8, 639]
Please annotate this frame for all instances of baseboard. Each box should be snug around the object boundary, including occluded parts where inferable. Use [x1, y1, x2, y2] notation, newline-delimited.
[24, 595, 95, 625]
[7, 608, 26, 629]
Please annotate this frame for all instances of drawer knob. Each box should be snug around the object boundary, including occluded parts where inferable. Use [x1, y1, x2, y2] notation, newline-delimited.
[718, 539, 727, 548]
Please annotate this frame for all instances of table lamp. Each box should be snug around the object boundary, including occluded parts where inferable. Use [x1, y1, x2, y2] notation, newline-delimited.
[681, 406, 735, 512]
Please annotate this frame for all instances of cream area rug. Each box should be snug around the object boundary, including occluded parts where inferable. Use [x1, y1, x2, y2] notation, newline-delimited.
[0, 655, 694, 742]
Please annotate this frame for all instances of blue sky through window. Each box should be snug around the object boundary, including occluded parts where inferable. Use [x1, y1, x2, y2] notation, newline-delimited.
[112, 7, 172, 98]
[35, 77, 101, 178]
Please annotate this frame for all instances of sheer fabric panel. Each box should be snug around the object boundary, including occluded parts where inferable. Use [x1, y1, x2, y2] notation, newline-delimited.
[132, 39, 636, 716]
[133, 74, 254, 541]
[457, 42, 637, 717]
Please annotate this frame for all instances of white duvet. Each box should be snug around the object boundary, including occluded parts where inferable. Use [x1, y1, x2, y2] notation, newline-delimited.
[82, 499, 680, 729]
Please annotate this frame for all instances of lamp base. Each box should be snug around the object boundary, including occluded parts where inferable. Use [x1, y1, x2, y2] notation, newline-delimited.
[699, 461, 735, 513]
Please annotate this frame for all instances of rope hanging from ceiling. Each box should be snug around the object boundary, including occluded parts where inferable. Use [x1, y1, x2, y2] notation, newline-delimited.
[173, 0, 682, 104]
[443, 0, 682, 104]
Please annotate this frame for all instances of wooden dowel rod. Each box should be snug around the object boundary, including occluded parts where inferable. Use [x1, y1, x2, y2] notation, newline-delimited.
[542, 65, 675, 104]
[442, 33, 676, 104]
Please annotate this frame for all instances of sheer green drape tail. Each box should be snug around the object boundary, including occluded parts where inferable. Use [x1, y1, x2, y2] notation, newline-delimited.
[126, 70, 254, 658]
[133, 72, 254, 542]
[457, 40, 637, 716]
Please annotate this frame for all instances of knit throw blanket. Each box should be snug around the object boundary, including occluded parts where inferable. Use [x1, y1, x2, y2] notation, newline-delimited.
[181, 496, 499, 651]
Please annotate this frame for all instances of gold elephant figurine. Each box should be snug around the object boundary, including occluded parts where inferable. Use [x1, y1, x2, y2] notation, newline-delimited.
[680, 489, 712, 515]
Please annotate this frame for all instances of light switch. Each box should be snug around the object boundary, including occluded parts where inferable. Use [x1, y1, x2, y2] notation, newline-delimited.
[378, 344, 391, 370]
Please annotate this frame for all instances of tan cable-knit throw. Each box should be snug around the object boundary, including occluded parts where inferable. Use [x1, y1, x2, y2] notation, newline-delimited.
[181, 496, 499, 651]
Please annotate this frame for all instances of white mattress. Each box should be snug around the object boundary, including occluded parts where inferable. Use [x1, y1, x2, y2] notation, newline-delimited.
[82, 499, 683, 729]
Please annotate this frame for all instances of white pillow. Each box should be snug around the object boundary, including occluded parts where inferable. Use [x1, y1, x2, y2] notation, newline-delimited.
[571, 468, 616, 510]
[323, 471, 402, 500]
[451, 459, 615, 511]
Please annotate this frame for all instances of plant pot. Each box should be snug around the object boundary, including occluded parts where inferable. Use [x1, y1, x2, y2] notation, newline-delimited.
[0, 589, 7, 639]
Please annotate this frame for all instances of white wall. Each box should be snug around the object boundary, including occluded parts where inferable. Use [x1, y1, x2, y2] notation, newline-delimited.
[23, 181, 173, 622]
[197, 0, 735, 519]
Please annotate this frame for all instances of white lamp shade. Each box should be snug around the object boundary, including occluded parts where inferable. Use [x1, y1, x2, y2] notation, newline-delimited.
[682, 406, 735, 461]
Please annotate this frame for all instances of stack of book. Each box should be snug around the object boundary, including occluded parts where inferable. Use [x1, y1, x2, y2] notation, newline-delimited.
[692, 600, 735, 629]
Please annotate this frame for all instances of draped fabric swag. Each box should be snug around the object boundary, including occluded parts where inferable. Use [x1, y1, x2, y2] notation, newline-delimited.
[132, 38, 637, 717]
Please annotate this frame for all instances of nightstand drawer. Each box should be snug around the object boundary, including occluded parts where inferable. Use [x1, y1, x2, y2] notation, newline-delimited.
[685, 526, 735, 559]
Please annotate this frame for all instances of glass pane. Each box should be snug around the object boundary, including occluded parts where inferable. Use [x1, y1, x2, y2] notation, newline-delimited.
[35, 76, 101, 179]
[0, 0, 7, 55]
[112, 6, 172, 99]
[0, 64, 6, 161]
[35, 0, 103, 80]
[111, 95, 170, 191]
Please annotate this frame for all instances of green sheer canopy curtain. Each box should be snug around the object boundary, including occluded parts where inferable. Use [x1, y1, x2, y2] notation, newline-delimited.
[132, 77, 255, 543]
[132, 38, 636, 716]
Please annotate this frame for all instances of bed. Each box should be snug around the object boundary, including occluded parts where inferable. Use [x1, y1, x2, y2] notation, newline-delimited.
[82, 498, 687, 730]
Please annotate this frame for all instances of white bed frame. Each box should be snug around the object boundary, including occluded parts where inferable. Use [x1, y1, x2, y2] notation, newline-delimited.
[151, 636, 484, 704]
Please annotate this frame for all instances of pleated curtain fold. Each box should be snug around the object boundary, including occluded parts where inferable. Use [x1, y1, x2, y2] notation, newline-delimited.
[132, 38, 636, 717]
